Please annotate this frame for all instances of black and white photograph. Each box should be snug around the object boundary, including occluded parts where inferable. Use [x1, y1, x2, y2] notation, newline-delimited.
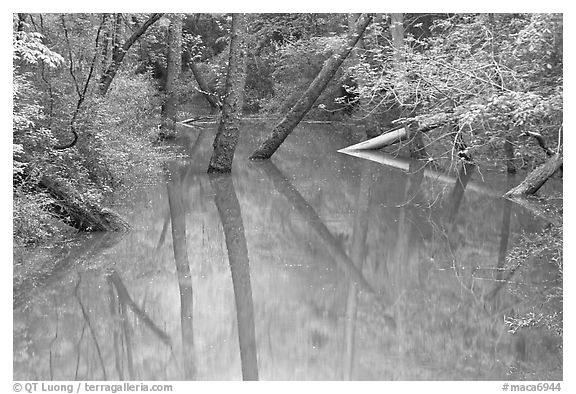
[10, 7, 566, 388]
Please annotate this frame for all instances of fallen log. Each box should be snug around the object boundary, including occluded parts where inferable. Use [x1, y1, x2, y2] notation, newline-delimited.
[504, 153, 562, 197]
[340, 113, 454, 151]
[39, 176, 130, 232]
[341, 126, 408, 151]
[180, 115, 216, 125]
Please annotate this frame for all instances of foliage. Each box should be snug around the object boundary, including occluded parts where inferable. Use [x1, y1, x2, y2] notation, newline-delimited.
[13, 28, 68, 245]
[13, 15, 167, 247]
[349, 13, 562, 169]
[257, 34, 349, 118]
[504, 224, 562, 338]
[13, 12, 564, 241]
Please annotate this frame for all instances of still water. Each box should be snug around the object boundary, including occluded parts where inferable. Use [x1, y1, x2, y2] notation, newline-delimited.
[13, 121, 562, 380]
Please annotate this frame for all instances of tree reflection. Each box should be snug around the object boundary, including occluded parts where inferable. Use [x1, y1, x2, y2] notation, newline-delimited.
[166, 164, 196, 379]
[14, 232, 124, 309]
[210, 173, 259, 380]
[74, 273, 108, 379]
[342, 162, 373, 380]
[253, 160, 381, 298]
[485, 178, 514, 303]
[447, 163, 476, 224]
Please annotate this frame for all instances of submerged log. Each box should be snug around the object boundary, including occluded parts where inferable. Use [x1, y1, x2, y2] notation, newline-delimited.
[504, 154, 562, 197]
[338, 149, 501, 197]
[39, 176, 130, 232]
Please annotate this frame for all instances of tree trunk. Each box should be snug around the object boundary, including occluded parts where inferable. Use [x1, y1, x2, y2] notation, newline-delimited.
[407, 122, 428, 159]
[17, 13, 27, 32]
[249, 13, 372, 160]
[188, 14, 222, 112]
[210, 174, 259, 380]
[207, 13, 247, 173]
[390, 13, 405, 64]
[99, 13, 163, 95]
[504, 137, 516, 174]
[189, 60, 221, 111]
[100, 13, 113, 75]
[504, 154, 562, 197]
[343, 13, 364, 116]
[160, 14, 183, 139]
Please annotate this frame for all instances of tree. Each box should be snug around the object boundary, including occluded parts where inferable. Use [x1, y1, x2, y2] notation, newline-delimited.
[249, 13, 372, 160]
[351, 14, 562, 169]
[189, 60, 222, 111]
[54, 14, 105, 150]
[207, 13, 248, 173]
[504, 153, 562, 197]
[99, 13, 163, 95]
[160, 14, 183, 139]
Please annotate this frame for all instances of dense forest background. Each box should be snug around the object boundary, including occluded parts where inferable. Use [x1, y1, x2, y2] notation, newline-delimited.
[13, 13, 562, 247]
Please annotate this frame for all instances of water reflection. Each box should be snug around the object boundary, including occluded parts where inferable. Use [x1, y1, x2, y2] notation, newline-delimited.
[13, 123, 562, 380]
[166, 163, 196, 379]
[342, 161, 372, 380]
[211, 173, 259, 380]
[253, 160, 383, 300]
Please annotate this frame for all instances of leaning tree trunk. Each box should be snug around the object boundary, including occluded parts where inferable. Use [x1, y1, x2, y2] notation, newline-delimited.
[99, 13, 163, 95]
[249, 13, 372, 160]
[207, 13, 247, 173]
[504, 153, 562, 197]
[160, 14, 183, 139]
[188, 14, 222, 112]
[189, 60, 221, 112]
